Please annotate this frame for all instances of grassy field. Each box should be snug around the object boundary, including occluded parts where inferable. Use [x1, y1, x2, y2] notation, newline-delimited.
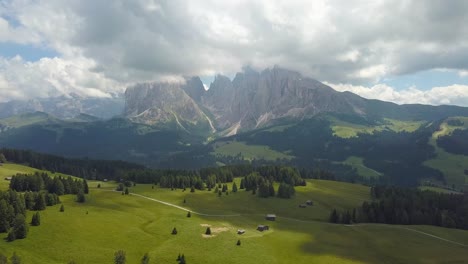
[424, 118, 468, 189]
[213, 141, 293, 161]
[341, 156, 382, 179]
[331, 118, 425, 138]
[1, 166, 468, 263]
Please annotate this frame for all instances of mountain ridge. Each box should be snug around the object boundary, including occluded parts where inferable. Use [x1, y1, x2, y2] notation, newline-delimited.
[123, 66, 468, 135]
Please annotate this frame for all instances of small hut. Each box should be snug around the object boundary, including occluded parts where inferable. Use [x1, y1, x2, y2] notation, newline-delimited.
[4, 177, 12, 181]
[299, 204, 307, 208]
[237, 229, 245, 235]
[306, 200, 313, 206]
[265, 214, 276, 221]
[257, 225, 269, 231]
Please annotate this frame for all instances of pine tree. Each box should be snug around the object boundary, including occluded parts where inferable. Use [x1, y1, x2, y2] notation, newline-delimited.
[7, 230, 16, 242]
[33, 193, 46, 211]
[10, 252, 21, 264]
[0, 153, 6, 163]
[140, 253, 150, 264]
[240, 179, 245, 189]
[187, 211, 191, 218]
[172, 227, 178, 235]
[83, 179, 89, 194]
[190, 186, 195, 193]
[60, 204, 65, 212]
[205, 227, 211, 235]
[76, 190, 86, 203]
[97, 183, 101, 188]
[31, 212, 41, 226]
[124, 188, 129, 195]
[114, 250, 126, 264]
[13, 214, 28, 239]
[236, 239, 241, 246]
[53, 178, 65, 195]
[342, 210, 351, 224]
[0, 199, 10, 232]
[329, 209, 339, 223]
[232, 182, 238, 193]
[218, 190, 222, 197]
[269, 182, 275, 197]
[180, 254, 186, 264]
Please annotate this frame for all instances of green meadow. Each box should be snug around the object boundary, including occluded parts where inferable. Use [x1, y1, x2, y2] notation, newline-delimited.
[424, 118, 468, 188]
[341, 156, 382, 179]
[331, 118, 425, 138]
[213, 141, 293, 161]
[1, 165, 468, 263]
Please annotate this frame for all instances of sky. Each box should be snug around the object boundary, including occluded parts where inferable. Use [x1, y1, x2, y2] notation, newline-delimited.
[1, 0, 468, 106]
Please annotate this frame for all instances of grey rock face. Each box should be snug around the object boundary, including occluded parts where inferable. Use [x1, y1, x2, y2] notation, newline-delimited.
[199, 66, 366, 133]
[124, 80, 214, 133]
[123, 66, 371, 134]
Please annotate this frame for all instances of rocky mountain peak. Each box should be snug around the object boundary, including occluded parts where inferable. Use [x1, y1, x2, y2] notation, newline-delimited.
[123, 66, 369, 135]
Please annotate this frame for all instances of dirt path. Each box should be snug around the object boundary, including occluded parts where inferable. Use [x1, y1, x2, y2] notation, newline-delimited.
[111, 190, 468, 247]
[129, 192, 242, 217]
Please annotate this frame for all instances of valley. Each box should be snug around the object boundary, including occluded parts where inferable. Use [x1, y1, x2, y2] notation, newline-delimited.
[1, 163, 468, 264]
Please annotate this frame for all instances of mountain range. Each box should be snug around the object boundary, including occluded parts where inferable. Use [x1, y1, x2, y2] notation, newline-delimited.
[1, 66, 468, 189]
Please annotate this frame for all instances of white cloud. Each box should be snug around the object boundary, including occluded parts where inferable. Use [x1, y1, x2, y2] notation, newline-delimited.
[327, 83, 468, 107]
[0, 56, 124, 102]
[1, 0, 468, 103]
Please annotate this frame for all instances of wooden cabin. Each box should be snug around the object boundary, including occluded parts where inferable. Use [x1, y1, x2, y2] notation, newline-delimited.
[265, 214, 276, 221]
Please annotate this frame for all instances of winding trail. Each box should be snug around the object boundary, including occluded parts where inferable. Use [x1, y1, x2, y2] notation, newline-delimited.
[129, 192, 242, 217]
[110, 190, 468, 247]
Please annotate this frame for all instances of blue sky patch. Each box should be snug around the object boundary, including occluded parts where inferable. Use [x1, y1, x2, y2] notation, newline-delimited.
[0, 42, 59, 61]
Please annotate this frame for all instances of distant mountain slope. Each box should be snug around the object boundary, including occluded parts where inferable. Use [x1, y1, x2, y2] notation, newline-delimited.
[0, 95, 125, 119]
[0, 115, 201, 166]
[124, 79, 215, 135]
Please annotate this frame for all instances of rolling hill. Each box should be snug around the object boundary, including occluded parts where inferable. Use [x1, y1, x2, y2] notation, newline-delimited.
[1, 162, 467, 263]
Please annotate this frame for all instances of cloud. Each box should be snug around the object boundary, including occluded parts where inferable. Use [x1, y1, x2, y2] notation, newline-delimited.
[327, 82, 468, 107]
[0, 56, 123, 102]
[0, 0, 468, 102]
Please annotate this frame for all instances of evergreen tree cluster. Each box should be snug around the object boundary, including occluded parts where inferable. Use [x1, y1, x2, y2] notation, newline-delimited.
[1, 148, 143, 181]
[0, 190, 26, 234]
[9, 172, 89, 196]
[1, 149, 338, 193]
[276, 183, 296, 199]
[24, 191, 60, 210]
[330, 186, 468, 230]
[0, 189, 52, 241]
[240, 172, 297, 199]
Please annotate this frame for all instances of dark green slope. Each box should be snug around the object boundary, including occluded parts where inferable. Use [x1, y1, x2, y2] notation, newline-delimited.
[0, 116, 200, 166]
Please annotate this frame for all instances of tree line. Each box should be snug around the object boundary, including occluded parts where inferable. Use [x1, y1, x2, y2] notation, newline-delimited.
[0, 149, 335, 188]
[9, 172, 89, 196]
[329, 186, 468, 230]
